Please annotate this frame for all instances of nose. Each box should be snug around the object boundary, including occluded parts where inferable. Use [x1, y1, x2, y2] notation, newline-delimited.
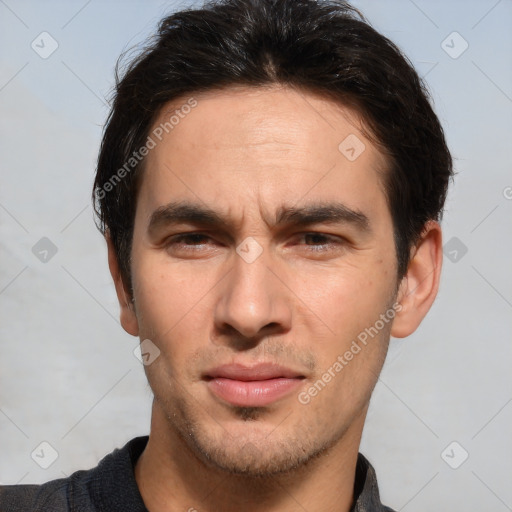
[213, 244, 292, 345]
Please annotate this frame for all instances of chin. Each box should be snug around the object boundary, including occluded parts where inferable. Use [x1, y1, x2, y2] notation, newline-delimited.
[173, 412, 340, 478]
[192, 437, 328, 477]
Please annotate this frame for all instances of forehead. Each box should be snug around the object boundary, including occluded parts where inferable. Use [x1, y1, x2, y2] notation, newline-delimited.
[138, 85, 390, 226]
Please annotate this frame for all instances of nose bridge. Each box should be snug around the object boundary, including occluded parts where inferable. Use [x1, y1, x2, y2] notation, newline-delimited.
[214, 244, 290, 339]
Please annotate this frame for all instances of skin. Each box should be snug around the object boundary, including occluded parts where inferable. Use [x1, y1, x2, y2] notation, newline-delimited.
[107, 85, 443, 512]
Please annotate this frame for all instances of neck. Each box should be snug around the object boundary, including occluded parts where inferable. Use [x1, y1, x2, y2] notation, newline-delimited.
[135, 401, 365, 512]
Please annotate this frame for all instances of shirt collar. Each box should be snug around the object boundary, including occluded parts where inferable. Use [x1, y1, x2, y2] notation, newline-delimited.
[350, 453, 394, 512]
[94, 436, 393, 512]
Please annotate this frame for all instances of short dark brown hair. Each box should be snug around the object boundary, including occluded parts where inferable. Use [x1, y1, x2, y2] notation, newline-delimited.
[93, 0, 453, 292]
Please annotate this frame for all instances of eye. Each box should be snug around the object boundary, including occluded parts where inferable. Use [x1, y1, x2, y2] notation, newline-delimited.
[164, 233, 217, 253]
[295, 232, 345, 253]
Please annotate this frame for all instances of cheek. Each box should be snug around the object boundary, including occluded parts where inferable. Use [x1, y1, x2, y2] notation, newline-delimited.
[131, 255, 212, 342]
[131, 260, 216, 389]
[292, 259, 394, 341]
[296, 268, 394, 421]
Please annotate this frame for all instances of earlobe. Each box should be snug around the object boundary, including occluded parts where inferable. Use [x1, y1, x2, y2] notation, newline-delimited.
[106, 232, 139, 337]
[391, 221, 443, 339]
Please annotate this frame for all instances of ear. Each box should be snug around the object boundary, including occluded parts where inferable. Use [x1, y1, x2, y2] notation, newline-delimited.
[106, 232, 139, 337]
[391, 220, 443, 338]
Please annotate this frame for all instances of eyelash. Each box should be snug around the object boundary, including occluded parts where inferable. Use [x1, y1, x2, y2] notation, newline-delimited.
[164, 232, 344, 253]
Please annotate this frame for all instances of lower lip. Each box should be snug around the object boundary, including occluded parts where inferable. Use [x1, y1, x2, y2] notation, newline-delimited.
[206, 377, 303, 407]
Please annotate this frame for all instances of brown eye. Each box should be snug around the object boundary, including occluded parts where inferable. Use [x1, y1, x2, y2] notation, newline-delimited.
[164, 233, 218, 255]
[300, 232, 344, 252]
[171, 234, 211, 246]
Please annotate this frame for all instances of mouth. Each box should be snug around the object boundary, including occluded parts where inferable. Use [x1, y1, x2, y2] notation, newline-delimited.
[203, 363, 306, 407]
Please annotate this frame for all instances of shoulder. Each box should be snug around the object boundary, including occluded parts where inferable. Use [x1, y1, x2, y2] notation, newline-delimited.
[0, 436, 149, 512]
[0, 476, 72, 511]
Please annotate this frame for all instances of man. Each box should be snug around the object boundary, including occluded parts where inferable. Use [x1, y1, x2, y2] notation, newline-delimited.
[0, 0, 452, 510]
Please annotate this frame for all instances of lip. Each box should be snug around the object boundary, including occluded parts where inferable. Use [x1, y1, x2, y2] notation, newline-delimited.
[203, 363, 305, 407]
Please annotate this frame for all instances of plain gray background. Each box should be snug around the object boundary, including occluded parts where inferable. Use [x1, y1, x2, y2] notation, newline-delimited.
[1, 0, 511, 510]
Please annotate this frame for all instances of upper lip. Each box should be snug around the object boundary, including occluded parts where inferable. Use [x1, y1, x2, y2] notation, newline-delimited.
[203, 363, 305, 381]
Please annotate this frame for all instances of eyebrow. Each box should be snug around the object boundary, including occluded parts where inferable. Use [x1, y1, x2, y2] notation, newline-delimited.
[147, 200, 371, 236]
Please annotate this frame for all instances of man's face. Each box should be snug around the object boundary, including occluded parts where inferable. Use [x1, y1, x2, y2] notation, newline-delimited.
[127, 85, 400, 475]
